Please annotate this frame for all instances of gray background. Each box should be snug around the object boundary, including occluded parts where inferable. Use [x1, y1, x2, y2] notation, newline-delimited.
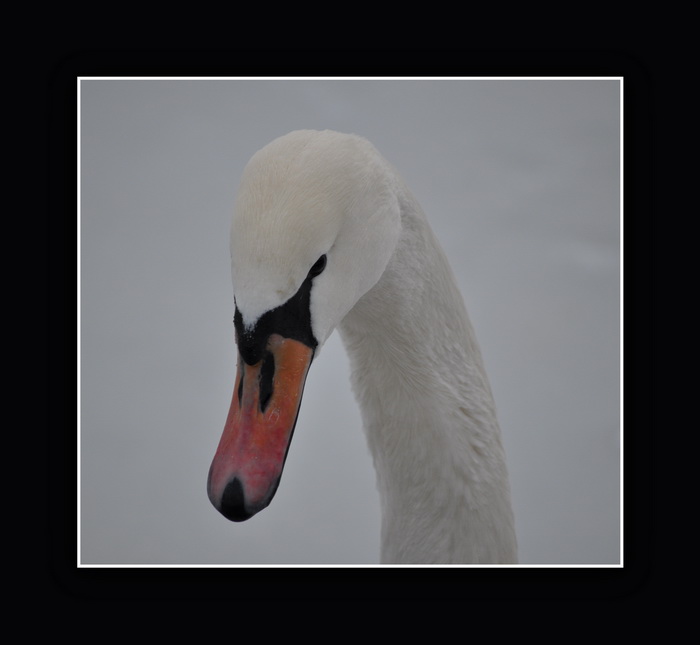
[79, 78, 620, 565]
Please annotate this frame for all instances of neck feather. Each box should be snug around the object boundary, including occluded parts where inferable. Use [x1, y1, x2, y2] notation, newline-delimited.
[338, 189, 517, 564]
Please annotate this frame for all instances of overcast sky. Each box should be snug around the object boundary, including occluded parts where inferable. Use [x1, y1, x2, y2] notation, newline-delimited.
[79, 78, 620, 565]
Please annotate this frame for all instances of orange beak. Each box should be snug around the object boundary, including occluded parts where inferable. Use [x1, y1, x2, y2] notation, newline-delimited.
[207, 333, 314, 521]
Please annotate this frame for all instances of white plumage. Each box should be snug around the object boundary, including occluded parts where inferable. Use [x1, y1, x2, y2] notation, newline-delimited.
[212, 129, 517, 564]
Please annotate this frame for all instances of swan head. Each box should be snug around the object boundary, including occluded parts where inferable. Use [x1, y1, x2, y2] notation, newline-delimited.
[207, 130, 401, 521]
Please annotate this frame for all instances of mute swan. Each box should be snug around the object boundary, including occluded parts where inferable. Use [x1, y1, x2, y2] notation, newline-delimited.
[207, 129, 517, 564]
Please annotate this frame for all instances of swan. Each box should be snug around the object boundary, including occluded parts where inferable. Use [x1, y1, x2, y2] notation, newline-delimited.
[207, 129, 517, 564]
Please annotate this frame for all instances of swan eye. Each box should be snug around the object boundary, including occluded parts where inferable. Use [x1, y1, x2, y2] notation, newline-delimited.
[308, 254, 327, 278]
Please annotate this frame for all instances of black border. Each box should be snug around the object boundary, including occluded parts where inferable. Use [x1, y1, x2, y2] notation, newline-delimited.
[44, 50, 654, 604]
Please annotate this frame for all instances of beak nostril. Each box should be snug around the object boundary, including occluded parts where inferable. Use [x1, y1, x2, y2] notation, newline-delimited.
[237, 362, 244, 406]
[259, 351, 275, 413]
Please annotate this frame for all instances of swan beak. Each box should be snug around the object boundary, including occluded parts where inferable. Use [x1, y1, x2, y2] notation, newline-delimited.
[207, 333, 314, 521]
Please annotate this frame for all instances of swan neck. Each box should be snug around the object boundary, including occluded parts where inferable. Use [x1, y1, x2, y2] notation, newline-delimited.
[338, 190, 517, 564]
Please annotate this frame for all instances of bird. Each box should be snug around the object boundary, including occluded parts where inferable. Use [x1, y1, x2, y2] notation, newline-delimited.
[207, 129, 517, 564]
